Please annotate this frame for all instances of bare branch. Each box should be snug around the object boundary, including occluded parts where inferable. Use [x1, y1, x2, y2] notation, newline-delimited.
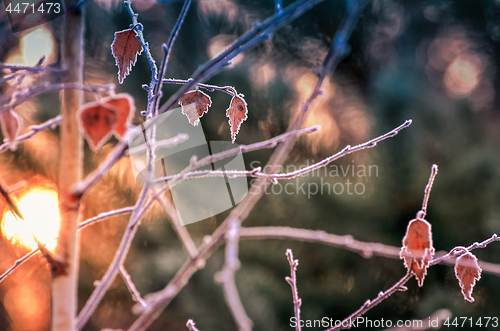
[152, 0, 193, 115]
[285, 249, 302, 331]
[430, 234, 499, 267]
[241, 227, 400, 259]
[76, 187, 151, 330]
[78, 206, 135, 230]
[149, 120, 411, 185]
[186, 319, 201, 331]
[416, 164, 438, 220]
[162, 78, 240, 97]
[153, 190, 198, 259]
[120, 265, 148, 308]
[0, 248, 39, 283]
[72, 132, 188, 197]
[0, 62, 63, 73]
[0, 115, 62, 154]
[216, 221, 252, 331]
[0, 82, 114, 115]
[324, 272, 413, 331]
[240, 227, 500, 277]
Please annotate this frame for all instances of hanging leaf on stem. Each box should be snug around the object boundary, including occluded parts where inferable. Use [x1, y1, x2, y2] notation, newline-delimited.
[77, 103, 117, 152]
[455, 252, 482, 302]
[178, 90, 212, 126]
[103, 93, 135, 138]
[111, 28, 143, 84]
[226, 95, 248, 143]
[400, 218, 435, 287]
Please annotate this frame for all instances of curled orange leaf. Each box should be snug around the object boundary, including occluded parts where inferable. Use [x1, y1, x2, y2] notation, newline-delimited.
[399, 218, 435, 287]
[455, 252, 482, 302]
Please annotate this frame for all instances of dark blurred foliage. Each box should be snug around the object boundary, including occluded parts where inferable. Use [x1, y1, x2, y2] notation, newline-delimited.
[1, 0, 500, 330]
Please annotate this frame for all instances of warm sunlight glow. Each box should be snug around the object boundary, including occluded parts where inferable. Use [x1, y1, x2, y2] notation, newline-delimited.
[1, 186, 60, 251]
[6, 27, 56, 67]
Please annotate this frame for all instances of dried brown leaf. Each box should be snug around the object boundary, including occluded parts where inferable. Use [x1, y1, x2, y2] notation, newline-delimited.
[77, 102, 117, 152]
[399, 218, 435, 287]
[178, 90, 212, 126]
[0, 109, 23, 151]
[102, 93, 135, 138]
[455, 252, 482, 302]
[226, 95, 248, 143]
[111, 28, 143, 84]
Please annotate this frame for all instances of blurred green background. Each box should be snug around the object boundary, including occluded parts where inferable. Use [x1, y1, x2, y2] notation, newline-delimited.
[1, 0, 500, 330]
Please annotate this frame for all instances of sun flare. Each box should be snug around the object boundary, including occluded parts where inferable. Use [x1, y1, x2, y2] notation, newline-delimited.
[1, 186, 60, 251]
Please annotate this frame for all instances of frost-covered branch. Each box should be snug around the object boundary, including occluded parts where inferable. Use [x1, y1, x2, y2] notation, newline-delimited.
[162, 78, 241, 97]
[186, 319, 202, 331]
[76, 187, 151, 329]
[71, 133, 188, 197]
[0, 115, 62, 153]
[78, 206, 135, 230]
[416, 164, 438, 219]
[0, 82, 114, 115]
[216, 221, 252, 331]
[120, 265, 147, 308]
[150, 120, 411, 184]
[0, 248, 39, 283]
[153, 190, 198, 259]
[285, 249, 302, 331]
[152, 0, 192, 115]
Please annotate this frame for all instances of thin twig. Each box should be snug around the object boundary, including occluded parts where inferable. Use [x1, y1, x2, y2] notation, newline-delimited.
[416, 164, 438, 220]
[0, 62, 63, 72]
[78, 206, 135, 230]
[217, 221, 252, 331]
[0, 83, 114, 115]
[240, 228, 500, 277]
[285, 249, 302, 331]
[76, 187, 151, 329]
[0, 115, 62, 153]
[150, 126, 319, 185]
[152, 0, 193, 116]
[186, 319, 201, 331]
[324, 272, 413, 331]
[153, 190, 198, 259]
[124, 0, 158, 117]
[162, 78, 240, 97]
[120, 265, 148, 308]
[0, 248, 39, 283]
[150, 120, 411, 184]
[71, 132, 188, 197]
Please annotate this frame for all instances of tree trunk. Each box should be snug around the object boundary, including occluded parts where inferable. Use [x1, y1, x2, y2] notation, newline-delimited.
[52, 6, 84, 331]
